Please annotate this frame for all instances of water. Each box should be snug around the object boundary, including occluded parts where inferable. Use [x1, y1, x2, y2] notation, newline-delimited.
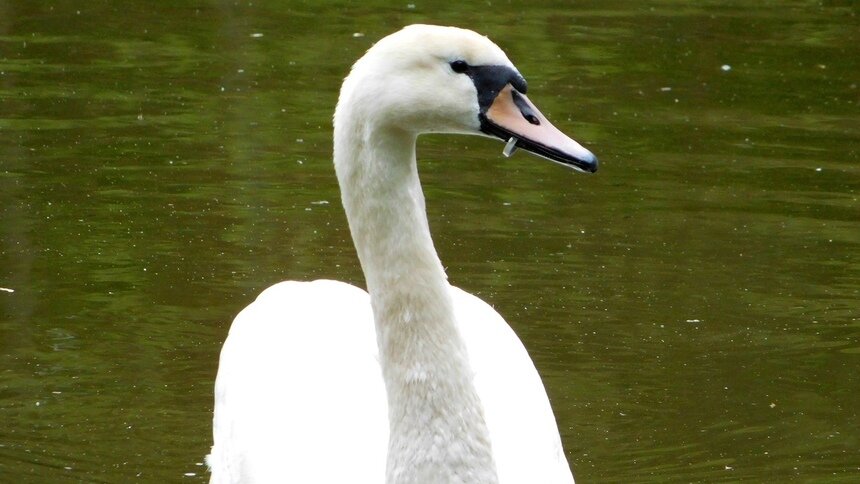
[1, 1, 857, 482]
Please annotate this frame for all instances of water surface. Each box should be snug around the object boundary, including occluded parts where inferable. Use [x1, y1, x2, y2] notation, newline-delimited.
[1, 1, 858, 482]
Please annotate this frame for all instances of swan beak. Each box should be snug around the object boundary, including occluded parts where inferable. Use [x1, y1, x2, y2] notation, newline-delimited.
[479, 85, 598, 173]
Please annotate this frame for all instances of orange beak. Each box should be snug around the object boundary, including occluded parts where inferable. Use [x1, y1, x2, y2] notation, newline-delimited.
[480, 85, 598, 173]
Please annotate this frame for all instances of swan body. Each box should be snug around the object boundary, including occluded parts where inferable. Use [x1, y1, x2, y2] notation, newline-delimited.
[208, 24, 597, 484]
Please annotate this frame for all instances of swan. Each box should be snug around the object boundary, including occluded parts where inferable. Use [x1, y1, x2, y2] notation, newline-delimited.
[207, 24, 597, 484]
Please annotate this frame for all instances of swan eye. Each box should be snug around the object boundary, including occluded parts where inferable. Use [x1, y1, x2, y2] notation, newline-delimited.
[449, 60, 469, 73]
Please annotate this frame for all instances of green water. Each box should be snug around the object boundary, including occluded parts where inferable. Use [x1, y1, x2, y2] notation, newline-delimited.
[1, 1, 857, 482]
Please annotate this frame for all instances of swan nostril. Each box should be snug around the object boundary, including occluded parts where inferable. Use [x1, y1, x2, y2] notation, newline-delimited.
[511, 89, 540, 126]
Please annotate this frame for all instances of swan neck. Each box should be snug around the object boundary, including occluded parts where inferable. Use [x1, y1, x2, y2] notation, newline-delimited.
[336, 127, 438, 291]
[334, 120, 499, 483]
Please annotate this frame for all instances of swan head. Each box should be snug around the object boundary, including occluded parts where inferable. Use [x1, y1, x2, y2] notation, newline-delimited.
[335, 24, 597, 173]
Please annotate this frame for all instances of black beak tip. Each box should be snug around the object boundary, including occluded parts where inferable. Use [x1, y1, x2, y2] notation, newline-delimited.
[575, 152, 599, 173]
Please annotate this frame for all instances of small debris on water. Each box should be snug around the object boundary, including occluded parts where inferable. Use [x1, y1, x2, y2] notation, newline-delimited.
[0, 287, 14, 293]
[353, 32, 365, 38]
[660, 87, 672, 92]
[721, 64, 732, 72]
[250, 33, 263, 38]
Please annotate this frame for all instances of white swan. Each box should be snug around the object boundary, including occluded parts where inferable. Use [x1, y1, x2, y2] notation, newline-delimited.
[207, 24, 597, 484]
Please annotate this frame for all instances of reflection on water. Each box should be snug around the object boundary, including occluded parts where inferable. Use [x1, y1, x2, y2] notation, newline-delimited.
[1, 1, 857, 482]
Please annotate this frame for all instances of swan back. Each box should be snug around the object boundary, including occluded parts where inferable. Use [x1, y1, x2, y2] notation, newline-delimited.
[208, 280, 387, 482]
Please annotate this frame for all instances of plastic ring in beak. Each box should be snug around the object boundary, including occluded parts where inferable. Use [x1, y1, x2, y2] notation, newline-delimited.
[503, 136, 519, 158]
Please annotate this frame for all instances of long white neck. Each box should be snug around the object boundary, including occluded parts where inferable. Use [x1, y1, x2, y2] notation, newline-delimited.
[334, 105, 499, 484]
